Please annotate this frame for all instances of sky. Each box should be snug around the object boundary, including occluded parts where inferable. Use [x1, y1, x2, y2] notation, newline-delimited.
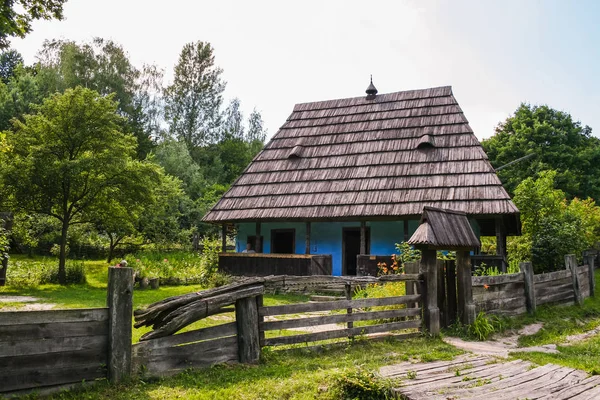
[10, 0, 600, 140]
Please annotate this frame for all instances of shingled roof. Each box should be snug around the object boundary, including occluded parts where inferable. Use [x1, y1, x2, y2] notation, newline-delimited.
[203, 86, 519, 224]
[408, 207, 481, 250]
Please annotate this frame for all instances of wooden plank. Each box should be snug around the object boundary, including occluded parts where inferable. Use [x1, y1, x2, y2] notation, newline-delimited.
[534, 269, 570, 284]
[520, 262, 536, 314]
[259, 294, 421, 316]
[107, 266, 134, 383]
[473, 287, 525, 302]
[0, 362, 106, 393]
[537, 291, 575, 306]
[474, 296, 526, 313]
[263, 319, 421, 346]
[260, 308, 422, 331]
[445, 260, 457, 326]
[0, 320, 108, 341]
[472, 273, 523, 286]
[0, 335, 107, 357]
[133, 336, 238, 377]
[472, 281, 524, 295]
[0, 308, 108, 326]
[535, 278, 573, 291]
[535, 283, 574, 298]
[236, 296, 260, 364]
[0, 347, 107, 375]
[133, 322, 237, 351]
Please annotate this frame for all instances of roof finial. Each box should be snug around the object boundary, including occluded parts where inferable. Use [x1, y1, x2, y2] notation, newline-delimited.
[366, 75, 378, 99]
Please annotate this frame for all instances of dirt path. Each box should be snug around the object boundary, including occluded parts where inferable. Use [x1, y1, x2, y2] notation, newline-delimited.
[0, 295, 56, 311]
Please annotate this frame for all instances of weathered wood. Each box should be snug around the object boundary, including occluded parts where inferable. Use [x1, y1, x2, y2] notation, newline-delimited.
[259, 294, 422, 316]
[0, 362, 106, 393]
[133, 336, 238, 377]
[360, 221, 367, 254]
[140, 285, 264, 341]
[0, 308, 108, 326]
[344, 283, 353, 330]
[107, 266, 133, 383]
[236, 296, 260, 364]
[420, 249, 439, 334]
[495, 215, 507, 272]
[566, 254, 583, 306]
[133, 322, 237, 352]
[0, 320, 108, 341]
[0, 346, 107, 375]
[473, 286, 526, 302]
[475, 296, 526, 313]
[533, 269, 570, 284]
[0, 335, 107, 357]
[437, 259, 447, 328]
[536, 291, 575, 306]
[472, 273, 524, 286]
[445, 260, 457, 325]
[535, 283, 573, 299]
[260, 308, 421, 331]
[520, 262, 536, 315]
[221, 224, 227, 252]
[263, 320, 422, 346]
[256, 295, 265, 347]
[456, 250, 475, 325]
[585, 254, 596, 297]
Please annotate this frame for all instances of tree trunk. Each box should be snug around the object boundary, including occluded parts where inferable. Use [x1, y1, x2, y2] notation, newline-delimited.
[58, 218, 69, 284]
[107, 235, 115, 264]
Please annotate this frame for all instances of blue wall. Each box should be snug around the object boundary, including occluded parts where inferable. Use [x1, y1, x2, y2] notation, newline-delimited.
[236, 220, 423, 276]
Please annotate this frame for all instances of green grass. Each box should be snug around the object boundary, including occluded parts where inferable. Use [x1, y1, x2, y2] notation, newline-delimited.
[27, 336, 461, 400]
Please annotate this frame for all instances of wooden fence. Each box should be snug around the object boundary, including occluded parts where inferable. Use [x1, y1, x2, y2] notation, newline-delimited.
[218, 253, 332, 276]
[0, 267, 132, 396]
[472, 254, 595, 315]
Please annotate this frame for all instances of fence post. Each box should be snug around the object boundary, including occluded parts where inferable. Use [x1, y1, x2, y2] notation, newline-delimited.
[445, 260, 457, 326]
[437, 259, 447, 328]
[584, 251, 596, 297]
[107, 266, 133, 383]
[344, 283, 353, 331]
[520, 262, 536, 315]
[420, 249, 439, 335]
[565, 254, 583, 306]
[456, 251, 475, 325]
[236, 296, 260, 364]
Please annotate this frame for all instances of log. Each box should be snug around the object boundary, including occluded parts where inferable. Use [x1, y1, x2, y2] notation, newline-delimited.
[107, 266, 133, 383]
[139, 285, 264, 341]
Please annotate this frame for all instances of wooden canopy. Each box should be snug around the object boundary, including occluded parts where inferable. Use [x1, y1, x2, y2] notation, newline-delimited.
[407, 206, 481, 250]
[203, 86, 519, 233]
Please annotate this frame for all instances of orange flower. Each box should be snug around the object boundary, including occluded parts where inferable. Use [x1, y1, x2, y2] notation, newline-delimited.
[383, 267, 388, 273]
[484, 284, 490, 290]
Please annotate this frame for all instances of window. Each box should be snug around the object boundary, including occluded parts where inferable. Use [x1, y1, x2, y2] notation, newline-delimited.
[271, 229, 295, 253]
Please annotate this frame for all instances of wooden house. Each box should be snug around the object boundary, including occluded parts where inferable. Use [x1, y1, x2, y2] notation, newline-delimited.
[203, 83, 520, 276]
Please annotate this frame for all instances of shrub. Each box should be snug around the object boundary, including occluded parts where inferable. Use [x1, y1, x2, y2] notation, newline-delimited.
[5, 258, 86, 286]
[44, 260, 86, 284]
[327, 367, 395, 400]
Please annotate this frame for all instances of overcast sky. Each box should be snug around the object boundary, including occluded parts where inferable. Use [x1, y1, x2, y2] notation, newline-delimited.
[10, 0, 600, 140]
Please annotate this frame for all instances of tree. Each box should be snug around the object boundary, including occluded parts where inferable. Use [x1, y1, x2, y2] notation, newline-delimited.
[0, 87, 159, 283]
[482, 104, 600, 200]
[0, 0, 67, 49]
[35, 38, 158, 158]
[509, 170, 600, 272]
[0, 49, 23, 82]
[164, 41, 225, 150]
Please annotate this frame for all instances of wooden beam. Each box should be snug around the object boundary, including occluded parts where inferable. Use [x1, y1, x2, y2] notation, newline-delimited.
[420, 249, 439, 335]
[520, 261, 536, 315]
[456, 251, 475, 325]
[360, 221, 367, 254]
[566, 254, 583, 306]
[305, 222, 311, 255]
[255, 223, 262, 253]
[235, 296, 260, 364]
[495, 216, 507, 272]
[221, 224, 227, 252]
[403, 219, 409, 242]
[106, 266, 133, 383]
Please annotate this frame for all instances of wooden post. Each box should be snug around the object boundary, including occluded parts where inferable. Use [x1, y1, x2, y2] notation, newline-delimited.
[520, 262, 536, 315]
[437, 259, 447, 328]
[305, 222, 311, 255]
[236, 296, 260, 364]
[456, 251, 475, 325]
[221, 224, 227, 252]
[345, 283, 354, 334]
[420, 249, 439, 335]
[585, 253, 596, 297]
[405, 262, 419, 309]
[495, 217, 507, 272]
[107, 266, 133, 383]
[360, 221, 366, 255]
[566, 254, 583, 306]
[256, 295, 265, 347]
[255, 223, 262, 253]
[0, 213, 13, 287]
[403, 219, 409, 242]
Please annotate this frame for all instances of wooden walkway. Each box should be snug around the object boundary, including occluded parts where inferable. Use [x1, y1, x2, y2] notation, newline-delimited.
[380, 355, 600, 399]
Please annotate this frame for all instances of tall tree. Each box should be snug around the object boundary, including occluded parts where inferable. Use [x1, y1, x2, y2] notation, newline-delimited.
[35, 38, 158, 158]
[0, 49, 23, 82]
[482, 103, 600, 200]
[0, 87, 159, 283]
[0, 0, 67, 49]
[164, 41, 225, 150]
[222, 98, 244, 140]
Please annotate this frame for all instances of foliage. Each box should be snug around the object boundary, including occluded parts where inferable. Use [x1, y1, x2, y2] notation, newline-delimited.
[0, 0, 67, 49]
[4, 257, 85, 287]
[473, 262, 520, 276]
[479, 236, 496, 254]
[0, 49, 23, 82]
[510, 170, 600, 272]
[0, 226, 9, 263]
[468, 312, 496, 341]
[395, 241, 421, 265]
[482, 103, 600, 200]
[164, 41, 225, 149]
[445, 312, 507, 341]
[327, 367, 395, 400]
[0, 87, 160, 283]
